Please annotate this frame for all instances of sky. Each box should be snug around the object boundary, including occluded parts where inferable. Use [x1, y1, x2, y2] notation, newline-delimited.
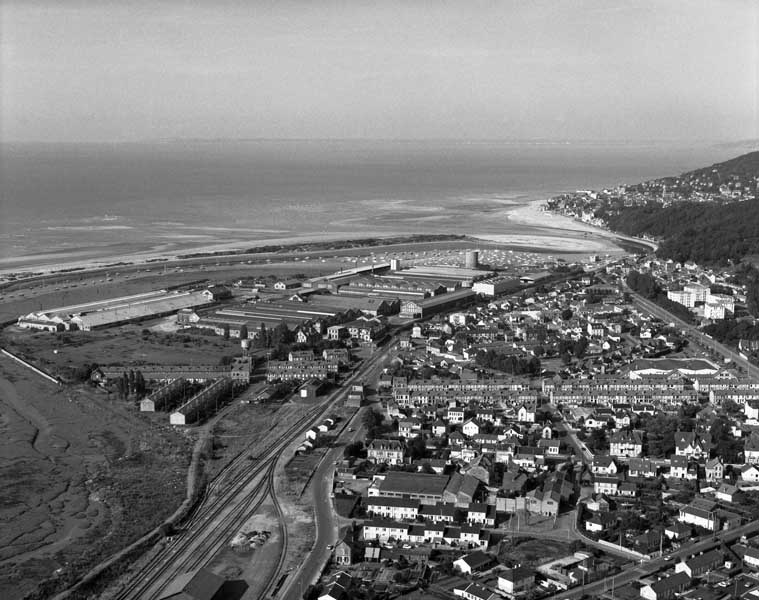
[1, 0, 757, 143]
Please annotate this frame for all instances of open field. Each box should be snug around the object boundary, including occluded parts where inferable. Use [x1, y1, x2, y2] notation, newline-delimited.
[0, 357, 192, 599]
[1, 326, 247, 383]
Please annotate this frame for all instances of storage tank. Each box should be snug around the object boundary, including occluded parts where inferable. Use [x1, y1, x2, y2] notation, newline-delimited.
[465, 250, 479, 269]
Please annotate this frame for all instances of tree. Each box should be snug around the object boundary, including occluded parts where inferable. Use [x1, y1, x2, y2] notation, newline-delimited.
[573, 337, 589, 358]
[587, 429, 608, 452]
[222, 323, 230, 340]
[239, 324, 249, 340]
[271, 320, 293, 346]
[561, 308, 573, 320]
[343, 441, 364, 459]
[408, 436, 427, 461]
[134, 370, 146, 398]
[253, 323, 270, 348]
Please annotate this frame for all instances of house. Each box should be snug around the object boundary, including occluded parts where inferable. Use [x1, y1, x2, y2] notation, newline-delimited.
[333, 537, 353, 566]
[453, 583, 498, 600]
[586, 512, 616, 533]
[398, 418, 422, 439]
[447, 407, 465, 424]
[537, 438, 560, 455]
[678, 499, 719, 531]
[674, 431, 710, 460]
[704, 457, 724, 482]
[318, 572, 353, 600]
[674, 549, 723, 578]
[202, 285, 232, 301]
[745, 433, 759, 464]
[594, 476, 619, 496]
[497, 566, 535, 597]
[462, 419, 480, 438]
[628, 458, 658, 478]
[367, 439, 405, 465]
[591, 456, 618, 476]
[453, 550, 495, 575]
[366, 497, 420, 521]
[517, 403, 536, 423]
[274, 280, 301, 290]
[157, 568, 226, 600]
[502, 471, 528, 495]
[664, 522, 691, 541]
[669, 456, 697, 480]
[466, 502, 496, 526]
[715, 483, 739, 503]
[740, 463, 759, 483]
[741, 545, 759, 569]
[609, 430, 644, 458]
[640, 572, 691, 600]
[362, 519, 409, 543]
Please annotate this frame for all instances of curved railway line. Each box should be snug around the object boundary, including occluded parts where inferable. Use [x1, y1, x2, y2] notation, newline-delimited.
[111, 332, 398, 600]
[111, 400, 326, 600]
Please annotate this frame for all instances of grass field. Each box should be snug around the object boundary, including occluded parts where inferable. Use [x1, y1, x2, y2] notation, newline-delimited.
[1, 326, 246, 383]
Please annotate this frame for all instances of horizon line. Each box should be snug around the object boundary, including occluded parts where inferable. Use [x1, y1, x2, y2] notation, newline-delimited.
[2, 136, 757, 146]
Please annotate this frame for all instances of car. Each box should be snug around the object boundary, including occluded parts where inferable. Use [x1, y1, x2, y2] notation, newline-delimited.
[326, 544, 334, 550]
[348, 427, 355, 432]
[664, 555, 672, 561]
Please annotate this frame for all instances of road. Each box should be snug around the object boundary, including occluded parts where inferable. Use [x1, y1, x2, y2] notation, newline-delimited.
[278, 340, 400, 600]
[542, 519, 759, 599]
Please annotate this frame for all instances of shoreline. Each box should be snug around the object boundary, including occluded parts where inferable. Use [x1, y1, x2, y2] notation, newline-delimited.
[0, 197, 639, 281]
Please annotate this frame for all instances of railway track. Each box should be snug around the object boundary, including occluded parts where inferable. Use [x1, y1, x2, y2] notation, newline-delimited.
[112, 399, 328, 600]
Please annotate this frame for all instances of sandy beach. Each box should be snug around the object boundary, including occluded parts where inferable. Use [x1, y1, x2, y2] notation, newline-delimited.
[0, 197, 647, 279]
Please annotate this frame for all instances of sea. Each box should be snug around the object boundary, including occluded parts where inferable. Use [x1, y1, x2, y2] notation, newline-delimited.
[0, 140, 743, 270]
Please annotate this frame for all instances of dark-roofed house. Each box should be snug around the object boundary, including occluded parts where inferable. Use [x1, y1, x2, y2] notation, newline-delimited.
[498, 566, 536, 597]
[157, 568, 226, 600]
[678, 498, 719, 531]
[674, 549, 723, 578]
[640, 572, 691, 600]
[443, 472, 483, 507]
[376, 471, 449, 503]
[453, 550, 495, 575]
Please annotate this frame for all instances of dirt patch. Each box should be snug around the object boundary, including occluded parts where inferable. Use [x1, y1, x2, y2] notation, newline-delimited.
[497, 537, 572, 567]
[0, 357, 192, 600]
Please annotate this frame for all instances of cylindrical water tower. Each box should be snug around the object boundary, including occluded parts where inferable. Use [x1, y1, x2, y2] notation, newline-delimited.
[465, 250, 479, 269]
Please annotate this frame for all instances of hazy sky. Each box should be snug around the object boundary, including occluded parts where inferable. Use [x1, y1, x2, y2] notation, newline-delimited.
[1, 0, 757, 142]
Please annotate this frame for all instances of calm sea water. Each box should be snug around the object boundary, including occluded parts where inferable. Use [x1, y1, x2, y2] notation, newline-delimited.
[0, 140, 739, 268]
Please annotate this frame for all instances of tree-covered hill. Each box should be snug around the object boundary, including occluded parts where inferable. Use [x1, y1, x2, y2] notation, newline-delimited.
[680, 150, 759, 182]
[603, 150, 759, 265]
[606, 200, 759, 264]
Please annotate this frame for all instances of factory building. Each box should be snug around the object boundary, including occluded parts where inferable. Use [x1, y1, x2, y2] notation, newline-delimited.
[19, 289, 213, 332]
[399, 289, 476, 319]
[472, 276, 521, 297]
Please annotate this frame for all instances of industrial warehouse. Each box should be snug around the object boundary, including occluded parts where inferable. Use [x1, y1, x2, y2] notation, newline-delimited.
[182, 251, 518, 338]
[17, 288, 217, 331]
